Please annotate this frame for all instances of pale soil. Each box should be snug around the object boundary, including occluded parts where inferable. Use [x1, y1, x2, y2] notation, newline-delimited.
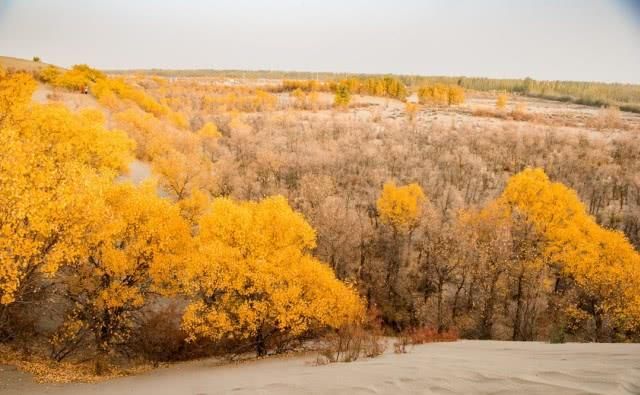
[0, 56, 56, 73]
[2, 341, 639, 395]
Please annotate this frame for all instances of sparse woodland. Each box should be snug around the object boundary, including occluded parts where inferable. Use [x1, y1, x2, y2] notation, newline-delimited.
[1, 63, 640, 380]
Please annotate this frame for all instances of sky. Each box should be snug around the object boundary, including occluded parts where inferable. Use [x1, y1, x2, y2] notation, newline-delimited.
[1, 0, 639, 83]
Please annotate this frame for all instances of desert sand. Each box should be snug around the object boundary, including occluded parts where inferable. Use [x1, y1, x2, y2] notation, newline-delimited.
[2, 340, 639, 395]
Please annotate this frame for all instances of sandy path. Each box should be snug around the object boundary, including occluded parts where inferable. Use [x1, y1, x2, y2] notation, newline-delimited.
[2, 341, 638, 395]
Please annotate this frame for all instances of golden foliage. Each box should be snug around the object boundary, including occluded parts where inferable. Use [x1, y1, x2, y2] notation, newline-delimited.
[0, 72, 134, 305]
[197, 121, 221, 139]
[418, 84, 465, 106]
[51, 64, 106, 91]
[334, 82, 351, 108]
[181, 196, 364, 349]
[496, 93, 508, 110]
[498, 168, 640, 332]
[405, 102, 418, 121]
[376, 182, 426, 232]
[448, 85, 465, 105]
[37, 65, 61, 84]
[0, 72, 36, 126]
[57, 183, 192, 353]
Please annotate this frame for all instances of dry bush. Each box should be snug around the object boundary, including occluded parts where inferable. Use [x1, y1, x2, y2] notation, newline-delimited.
[405, 102, 418, 122]
[472, 106, 501, 118]
[589, 106, 622, 130]
[0, 304, 38, 344]
[403, 327, 459, 345]
[129, 302, 188, 362]
[510, 102, 529, 120]
[393, 335, 410, 354]
[316, 324, 386, 364]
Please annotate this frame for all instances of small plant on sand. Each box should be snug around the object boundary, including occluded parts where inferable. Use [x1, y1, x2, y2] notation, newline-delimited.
[511, 102, 528, 120]
[496, 93, 508, 110]
[590, 105, 622, 130]
[393, 335, 410, 354]
[317, 324, 386, 364]
[405, 102, 418, 122]
[317, 308, 386, 364]
[334, 82, 351, 108]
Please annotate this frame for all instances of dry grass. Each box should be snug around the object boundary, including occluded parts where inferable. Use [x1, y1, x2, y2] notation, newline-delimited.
[586, 106, 623, 130]
[316, 325, 386, 364]
[0, 56, 58, 73]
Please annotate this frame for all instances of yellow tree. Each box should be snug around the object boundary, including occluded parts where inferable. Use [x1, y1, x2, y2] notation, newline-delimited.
[376, 182, 425, 233]
[334, 82, 351, 108]
[181, 196, 364, 356]
[456, 202, 516, 338]
[291, 88, 306, 109]
[52, 183, 192, 358]
[376, 182, 426, 305]
[0, 73, 134, 337]
[405, 102, 418, 122]
[448, 86, 465, 105]
[197, 121, 221, 139]
[0, 72, 36, 127]
[498, 168, 640, 339]
[152, 147, 210, 201]
[496, 93, 508, 110]
[53, 64, 106, 91]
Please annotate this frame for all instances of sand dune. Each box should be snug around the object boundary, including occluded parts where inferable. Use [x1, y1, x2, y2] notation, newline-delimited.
[2, 341, 639, 395]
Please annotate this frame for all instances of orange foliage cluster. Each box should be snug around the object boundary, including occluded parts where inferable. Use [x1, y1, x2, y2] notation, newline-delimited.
[418, 83, 465, 105]
[281, 76, 407, 100]
[404, 327, 459, 344]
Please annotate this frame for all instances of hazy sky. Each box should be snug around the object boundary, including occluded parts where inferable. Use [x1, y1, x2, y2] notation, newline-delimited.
[1, 0, 639, 83]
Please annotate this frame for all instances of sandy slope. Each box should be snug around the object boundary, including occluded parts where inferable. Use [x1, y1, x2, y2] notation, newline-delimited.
[2, 341, 639, 395]
[0, 56, 57, 73]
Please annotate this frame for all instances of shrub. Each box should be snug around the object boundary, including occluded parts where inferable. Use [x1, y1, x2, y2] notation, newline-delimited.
[317, 324, 386, 364]
[448, 85, 465, 105]
[510, 102, 529, 120]
[180, 196, 365, 357]
[418, 84, 465, 106]
[496, 93, 508, 110]
[130, 302, 188, 362]
[549, 325, 566, 344]
[393, 335, 410, 354]
[53, 64, 106, 91]
[403, 326, 458, 345]
[405, 102, 418, 121]
[334, 82, 351, 108]
[589, 105, 622, 130]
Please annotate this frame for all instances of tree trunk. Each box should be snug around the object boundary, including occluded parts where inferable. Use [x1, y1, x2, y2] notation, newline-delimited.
[436, 278, 445, 333]
[451, 275, 466, 324]
[512, 269, 525, 341]
[256, 331, 267, 357]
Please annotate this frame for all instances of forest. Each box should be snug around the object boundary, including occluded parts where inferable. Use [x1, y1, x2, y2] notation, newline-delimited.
[109, 68, 640, 113]
[1, 62, 640, 381]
